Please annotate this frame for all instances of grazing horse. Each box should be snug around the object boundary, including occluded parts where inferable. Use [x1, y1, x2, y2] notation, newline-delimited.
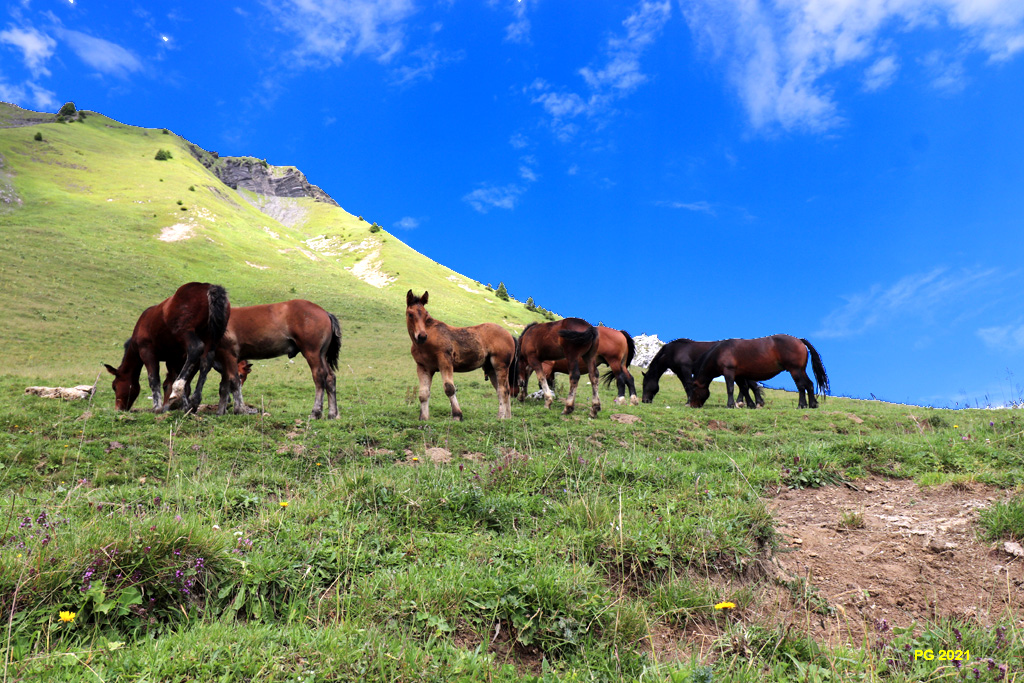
[406, 290, 515, 421]
[104, 282, 230, 412]
[689, 335, 829, 409]
[510, 318, 601, 417]
[214, 300, 342, 419]
[641, 338, 761, 407]
[513, 327, 638, 406]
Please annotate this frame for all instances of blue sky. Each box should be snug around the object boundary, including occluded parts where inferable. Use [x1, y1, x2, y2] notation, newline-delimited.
[2, 0, 1024, 407]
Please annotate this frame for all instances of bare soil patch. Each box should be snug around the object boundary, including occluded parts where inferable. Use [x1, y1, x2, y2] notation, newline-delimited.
[768, 477, 1024, 642]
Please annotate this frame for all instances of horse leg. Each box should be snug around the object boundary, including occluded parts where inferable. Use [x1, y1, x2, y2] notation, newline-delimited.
[167, 334, 205, 408]
[563, 355, 580, 415]
[610, 361, 626, 406]
[586, 353, 601, 418]
[186, 350, 216, 413]
[753, 382, 765, 407]
[416, 364, 433, 420]
[325, 365, 339, 420]
[532, 360, 555, 409]
[488, 359, 512, 419]
[140, 349, 164, 412]
[624, 368, 639, 406]
[439, 362, 463, 421]
[724, 373, 737, 408]
[302, 350, 331, 420]
[791, 368, 816, 408]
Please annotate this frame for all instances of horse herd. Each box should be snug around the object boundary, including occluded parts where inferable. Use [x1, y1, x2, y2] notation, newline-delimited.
[103, 282, 830, 421]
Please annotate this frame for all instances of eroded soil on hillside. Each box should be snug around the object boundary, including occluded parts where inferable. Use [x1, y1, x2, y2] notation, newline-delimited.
[765, 477, 1023, 643]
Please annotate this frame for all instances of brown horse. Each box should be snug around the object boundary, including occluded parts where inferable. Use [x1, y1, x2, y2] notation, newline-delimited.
[689, 335, 829, 409]
[213, 300, 342, 419]
[641, 338, 761, 407]
[406, 290, 515, 420]
[104, 282, 230, 412]
[514, 327, 638, 406]
[510, 318, 601, 417]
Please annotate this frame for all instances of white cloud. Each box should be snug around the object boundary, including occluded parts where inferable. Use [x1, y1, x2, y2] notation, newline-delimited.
[394, 216, 419, 229]
[0, 78, 58, 111]
[816, 266, 1001, 338]
[267, 0, 416, 66]
[0, 26, 56, 77]
[977, 323, 1024, 351]
[391, 45, 463, 86]
[659, 199, 716, 215]
[462, 183, 523, 213]
[529, 2, 671, 140]
[505, 0, 530, 43]
[862, 54, 899, 91]
[519, 165, 537, 182]
[58, 28, 143, 77]
[681, 0, 1024, 133]
[921, 49, 967, 92]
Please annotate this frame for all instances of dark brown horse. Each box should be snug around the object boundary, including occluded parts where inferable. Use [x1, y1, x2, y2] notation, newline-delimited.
[104, 282, 230, 412]
[406, 290, 515, 420]
[689, 335, 829, 409]
[514, 327, 638, 406]
[641, 338, 761, 407]
[214, 300, 342, 419]
[510, 318, 601, 417]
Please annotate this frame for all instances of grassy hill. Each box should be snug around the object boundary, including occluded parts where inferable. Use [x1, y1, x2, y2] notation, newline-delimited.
[0, 101, 547, 385]
[1, 104, 1022, 682]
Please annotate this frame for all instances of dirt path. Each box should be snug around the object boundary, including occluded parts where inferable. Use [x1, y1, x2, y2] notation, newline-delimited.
[767, 477, 1024, 641]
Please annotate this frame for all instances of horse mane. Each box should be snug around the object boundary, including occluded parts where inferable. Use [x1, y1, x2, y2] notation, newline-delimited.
[668, 337, 696, 345]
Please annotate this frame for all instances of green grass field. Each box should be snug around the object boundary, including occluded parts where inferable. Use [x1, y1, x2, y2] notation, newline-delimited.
[1, 105, 1022, 682]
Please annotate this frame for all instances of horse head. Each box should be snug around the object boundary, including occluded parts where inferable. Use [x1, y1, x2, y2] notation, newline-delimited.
[405, 290, 431, 345]
[640, 370, 659, 403]
[689, 380, 710, 408]
[104, 362, 140, 411]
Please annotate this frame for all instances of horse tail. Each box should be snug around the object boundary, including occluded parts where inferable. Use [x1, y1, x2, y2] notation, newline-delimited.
[207, 284, 230, 342]
[557, 326, 598, 346]
[327, 313, 342, 371]
[508, 330, 524, 392]
[621, 329, 636, 367]
[801, 338, 829, 398]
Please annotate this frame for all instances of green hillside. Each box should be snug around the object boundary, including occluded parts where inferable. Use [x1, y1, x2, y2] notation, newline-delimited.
[2, 104, 1022, 683]
[0, 102, 547, 384]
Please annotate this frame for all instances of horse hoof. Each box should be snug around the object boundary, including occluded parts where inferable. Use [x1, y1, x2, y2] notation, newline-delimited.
[452, 414, 463, 422]
[613, 397, 625, 405]
[630, 396, 639, 406]
[562, 405, 575, 415]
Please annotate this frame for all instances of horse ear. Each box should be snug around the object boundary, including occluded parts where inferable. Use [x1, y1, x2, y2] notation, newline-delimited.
[103, 363, 118, 376]
[421, 291, 429, 305]
[406, 290, 415, 306]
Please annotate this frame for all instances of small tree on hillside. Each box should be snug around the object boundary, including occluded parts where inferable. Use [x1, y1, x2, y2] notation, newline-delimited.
[33, 132, 43, 141]
[525, 297, 536, 311]
[154, 149, 173, 161]
[495, 283, 510, 301]
[58, 102, 77, 117]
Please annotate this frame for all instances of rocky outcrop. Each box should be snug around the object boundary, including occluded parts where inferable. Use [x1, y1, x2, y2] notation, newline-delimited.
[631, 334, 665, 369]
[188, 146, 337, 206]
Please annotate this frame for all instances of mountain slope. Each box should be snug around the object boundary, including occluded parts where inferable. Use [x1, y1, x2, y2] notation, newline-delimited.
[0, 103, 546, 381]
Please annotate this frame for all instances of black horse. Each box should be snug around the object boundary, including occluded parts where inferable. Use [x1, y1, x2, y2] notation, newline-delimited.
[641, 338, 761, 406]
[689, 335, 829, 409]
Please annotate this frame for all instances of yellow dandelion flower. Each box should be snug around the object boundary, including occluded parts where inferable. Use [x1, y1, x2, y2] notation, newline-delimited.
[412, 456, 419, 462]
[59, 611, 76, 623]
[714, 602, 736, 610]
[279, 501, 289, 508]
